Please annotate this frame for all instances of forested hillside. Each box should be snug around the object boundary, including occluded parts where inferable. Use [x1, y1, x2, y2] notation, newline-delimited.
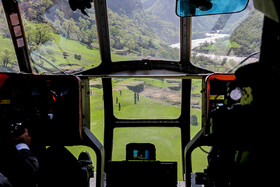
[20, 0, 180, 61]
[190, 1, 263, 72]
[193, 9, 263, 57]
[107, 0, 180, 59]
[229, 9, 263, 56]
[108, 0, 143, 15]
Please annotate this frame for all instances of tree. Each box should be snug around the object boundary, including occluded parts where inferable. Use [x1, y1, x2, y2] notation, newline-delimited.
[221, 58, 228, 66]
[86, 25, 98, 45]
[110, 25, 121, 39]
[78, 17, 90, 32]
[25, 23, 55, 51]
[0, 49, 12, 67]
[77, 17, 93, 44]
[126, 38, 138, 52]
[21, 0, 54, 22]
[62, 18, 76, 39]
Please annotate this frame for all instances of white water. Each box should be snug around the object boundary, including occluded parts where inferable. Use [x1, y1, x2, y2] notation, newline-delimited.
[170, 33, 229, 49]
[170, 33, 258, 64]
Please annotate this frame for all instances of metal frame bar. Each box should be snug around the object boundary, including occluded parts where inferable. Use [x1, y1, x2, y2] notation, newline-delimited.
[184, 129, 212, 187]
[94, 0, 112, 64]
[180, 17, 192, 64]
[1, 0, 33, 73]
[82, 127, 105, 187]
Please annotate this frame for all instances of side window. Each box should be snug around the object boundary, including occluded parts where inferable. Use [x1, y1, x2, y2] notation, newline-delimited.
[67, 78, 104, 176]
[18, 0, 101, 75]
[191, 79, 210, 172]
[0, 3, 19, 73]
[191, 1, 263, 73]
[89, 78, 104, 144]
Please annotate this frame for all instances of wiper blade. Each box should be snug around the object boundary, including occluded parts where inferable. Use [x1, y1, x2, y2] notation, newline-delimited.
[227, 51, 260, 73]
[31, 52, 68, 75]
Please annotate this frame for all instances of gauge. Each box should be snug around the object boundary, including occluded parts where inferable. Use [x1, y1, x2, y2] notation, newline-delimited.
[230, 87, 242, 101]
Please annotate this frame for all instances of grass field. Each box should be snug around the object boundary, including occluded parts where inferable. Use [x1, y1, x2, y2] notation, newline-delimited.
[0, 35, 18, 68]
[12, 35, 136, 73]
[67, 78, 209, 181]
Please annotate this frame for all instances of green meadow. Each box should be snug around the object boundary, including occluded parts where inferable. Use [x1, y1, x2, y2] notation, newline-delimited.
[28, 35, 137, 73]
[68, 78, 209, 181]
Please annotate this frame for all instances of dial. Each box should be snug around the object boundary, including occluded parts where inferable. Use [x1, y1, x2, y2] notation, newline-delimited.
[230, 87, 242, 101]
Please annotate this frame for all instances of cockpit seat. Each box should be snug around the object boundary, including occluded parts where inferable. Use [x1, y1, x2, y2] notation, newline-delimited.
[0, 73, 104, 187]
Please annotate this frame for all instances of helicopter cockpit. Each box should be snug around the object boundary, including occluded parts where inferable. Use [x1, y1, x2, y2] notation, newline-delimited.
[0, 0, 279, 187]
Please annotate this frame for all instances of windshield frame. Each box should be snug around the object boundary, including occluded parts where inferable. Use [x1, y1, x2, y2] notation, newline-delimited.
[79, 0, 210, 76]
[1, 0, 33, 73]
[2, 0, 211, 76]
[2, 0, 262, 76]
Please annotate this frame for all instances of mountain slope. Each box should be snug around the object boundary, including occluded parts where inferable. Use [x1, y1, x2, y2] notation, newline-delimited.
[230, 9, 263, 56]
[107, 0, 143, 15]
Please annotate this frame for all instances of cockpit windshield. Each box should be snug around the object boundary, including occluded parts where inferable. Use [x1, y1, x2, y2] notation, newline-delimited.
[18, 0, 101, 74]
[5, 0, 264, 74]
[0, 3, 19, 73]
[190, 1, 263, 72]
[107, 0, 180, 62]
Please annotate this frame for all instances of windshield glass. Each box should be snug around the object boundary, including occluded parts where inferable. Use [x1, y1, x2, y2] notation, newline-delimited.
[18, 0, 101, 75]
[189, 1, 263, 72]
[0, 3, 19, 73]
[107, 0, 180, 62]
[112, 78, 182, 119]
[15, 0, 263, 74]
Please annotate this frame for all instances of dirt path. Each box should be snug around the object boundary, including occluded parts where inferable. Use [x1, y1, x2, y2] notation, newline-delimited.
[140, 84, 181, 105]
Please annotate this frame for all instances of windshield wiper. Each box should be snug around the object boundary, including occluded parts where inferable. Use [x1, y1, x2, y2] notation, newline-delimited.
[31, 52, 68, 75]
[227, 51, 260, 73]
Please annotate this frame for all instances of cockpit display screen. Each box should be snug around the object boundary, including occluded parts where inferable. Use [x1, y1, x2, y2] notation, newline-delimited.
[133, 149, 150, 160]
[126, 143, 156, 160]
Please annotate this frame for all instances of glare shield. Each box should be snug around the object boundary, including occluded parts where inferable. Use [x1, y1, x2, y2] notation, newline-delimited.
[176, 0, 249, 17]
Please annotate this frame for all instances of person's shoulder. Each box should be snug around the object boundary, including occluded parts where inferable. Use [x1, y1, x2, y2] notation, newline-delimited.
[0, 173, 13, 187]
[15, 143, 30, 151]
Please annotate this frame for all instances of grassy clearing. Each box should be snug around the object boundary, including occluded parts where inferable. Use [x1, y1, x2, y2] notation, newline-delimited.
[29, 36, 138, 73]
[34, 37, 101, 71]
[0, 35, 15, 52]
[0, 35, 18, 64]
[68, 78, 208, 181]
[112, 127, 184, 180]
[113, 88, 181, 119]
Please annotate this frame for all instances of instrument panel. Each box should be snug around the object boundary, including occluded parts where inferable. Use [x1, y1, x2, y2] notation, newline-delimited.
[0, 73, 82, 145]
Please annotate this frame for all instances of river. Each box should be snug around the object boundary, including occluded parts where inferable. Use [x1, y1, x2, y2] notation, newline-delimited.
[170, 33, 229, 49]
[170, 33, 254, 63]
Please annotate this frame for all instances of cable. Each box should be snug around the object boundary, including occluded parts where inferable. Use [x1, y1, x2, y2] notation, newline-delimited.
[199, 146, 210, 154]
